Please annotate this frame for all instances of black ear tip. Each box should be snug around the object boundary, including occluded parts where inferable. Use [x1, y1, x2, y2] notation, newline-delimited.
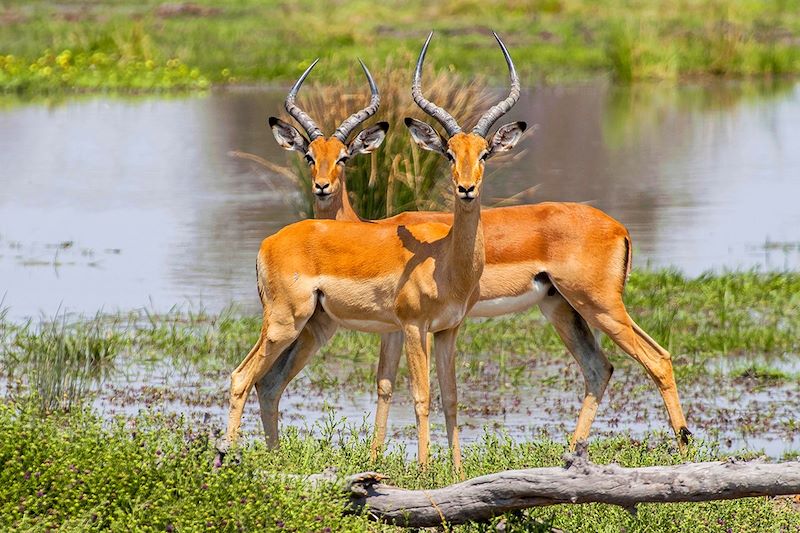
[377, 121, 390, 132]
[268, 117, 280, 127]
[404, 117, 415, 127]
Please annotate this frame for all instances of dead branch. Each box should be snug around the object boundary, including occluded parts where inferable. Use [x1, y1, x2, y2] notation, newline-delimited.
[308, 447, 800, 527]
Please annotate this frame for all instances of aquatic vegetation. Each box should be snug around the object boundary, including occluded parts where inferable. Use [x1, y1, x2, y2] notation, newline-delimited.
[1, 270, 798, 394]
[3, 312, 125, 413]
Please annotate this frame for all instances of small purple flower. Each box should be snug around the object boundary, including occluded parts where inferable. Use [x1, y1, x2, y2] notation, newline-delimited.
[166, 524, 174, 532]
[23, 472, 30, 480]
[36, 490, 44, 497]
[275, 520, 285, 529]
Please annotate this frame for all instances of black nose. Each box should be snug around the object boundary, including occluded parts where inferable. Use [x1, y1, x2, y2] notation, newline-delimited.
[457, 185, 475, 194]
[314, 183, 330, 195]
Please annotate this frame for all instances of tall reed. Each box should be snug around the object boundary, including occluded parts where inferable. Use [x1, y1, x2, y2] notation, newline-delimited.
[6, 313, 122, 413]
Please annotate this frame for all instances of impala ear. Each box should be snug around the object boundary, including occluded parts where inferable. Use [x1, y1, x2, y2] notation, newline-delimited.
[404, 117, 447, 155]
[269, 117, 309, 153]
[348, 122, 389, 156]
[487, 121, 527, 158]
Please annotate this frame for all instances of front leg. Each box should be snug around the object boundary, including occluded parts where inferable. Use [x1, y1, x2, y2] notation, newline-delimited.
[403, 323, 430, 466]
[371, 330, 404, 459]
[434, 326, 463, 477]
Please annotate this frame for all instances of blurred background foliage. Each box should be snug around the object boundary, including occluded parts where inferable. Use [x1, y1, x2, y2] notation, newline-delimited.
[1, 0, 800, 94]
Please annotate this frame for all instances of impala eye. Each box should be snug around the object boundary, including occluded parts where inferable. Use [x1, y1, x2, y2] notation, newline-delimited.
[337, 155, 349, 165]
[445, 152, 455, 163]
[304, 154, 315, 166]
[479, 151, 489, 162]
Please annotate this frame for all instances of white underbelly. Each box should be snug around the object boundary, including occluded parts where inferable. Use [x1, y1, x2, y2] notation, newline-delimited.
[318, 293, 399, 333]
[469, 276, 550, 318]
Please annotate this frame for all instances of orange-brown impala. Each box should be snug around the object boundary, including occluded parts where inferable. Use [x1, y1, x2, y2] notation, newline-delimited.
[260, 32, 691, 457]
[219, 44, 526, 469]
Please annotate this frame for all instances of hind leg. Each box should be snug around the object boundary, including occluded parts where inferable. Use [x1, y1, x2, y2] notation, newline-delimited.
[254, 308, 338, 448]
[555, 283, 690, 445]
[221, 303, 313, 451]
[539, 290, 613, 450]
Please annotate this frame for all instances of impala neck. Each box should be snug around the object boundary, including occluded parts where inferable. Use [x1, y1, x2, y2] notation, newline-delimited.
[313, 175, 361, 221]
[449, 198, 484, 291]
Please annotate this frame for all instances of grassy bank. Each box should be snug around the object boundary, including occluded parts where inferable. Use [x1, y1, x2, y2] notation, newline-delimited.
[2, 398, 800, 532]
[1, 1, 800, 94]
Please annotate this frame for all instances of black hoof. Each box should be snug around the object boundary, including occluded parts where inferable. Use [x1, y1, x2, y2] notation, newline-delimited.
[679, 427, 693, 445]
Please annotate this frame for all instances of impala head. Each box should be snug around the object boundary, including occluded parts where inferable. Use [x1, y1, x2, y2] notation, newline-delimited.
[269, 59, 388, 202]
[405, 32, 526, 207]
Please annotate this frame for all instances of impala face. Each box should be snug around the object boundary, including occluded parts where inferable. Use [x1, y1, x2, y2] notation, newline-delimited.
[405, 31, 527, 207]
[270, 120, 388, 202]
[267, 58, 387, 204]
[405, 119, 526, 206]
[306, 137, 349, 200]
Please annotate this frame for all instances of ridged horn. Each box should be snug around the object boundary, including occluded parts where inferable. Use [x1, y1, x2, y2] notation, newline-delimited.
[333, 59, 381, 142]
[472, 32, 521, 137]
[285, 58, 324, 141]
[411, 31, 462, 136]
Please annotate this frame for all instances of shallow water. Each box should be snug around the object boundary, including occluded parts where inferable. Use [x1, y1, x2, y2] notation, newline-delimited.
[76, 350, 798, 458]
[1, 81, 800, 319]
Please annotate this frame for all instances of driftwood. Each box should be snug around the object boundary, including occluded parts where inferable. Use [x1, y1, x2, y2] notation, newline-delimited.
[303, 446, 800, 528]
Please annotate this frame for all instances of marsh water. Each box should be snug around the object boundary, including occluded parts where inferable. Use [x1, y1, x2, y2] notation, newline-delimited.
[2, 80, 800, 456]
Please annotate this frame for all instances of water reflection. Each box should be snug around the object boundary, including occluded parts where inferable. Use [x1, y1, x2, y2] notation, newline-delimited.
[0, 81, 798, 318]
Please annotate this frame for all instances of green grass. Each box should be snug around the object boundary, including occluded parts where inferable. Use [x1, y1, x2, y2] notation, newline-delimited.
[1, 397, 798, 532]
[2, 1, 800, 94]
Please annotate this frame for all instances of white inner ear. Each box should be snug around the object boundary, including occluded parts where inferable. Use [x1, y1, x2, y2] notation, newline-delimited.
[491, 127, 523, 153]
[410, 128, 444, 153]
[273, 124, 307, 152]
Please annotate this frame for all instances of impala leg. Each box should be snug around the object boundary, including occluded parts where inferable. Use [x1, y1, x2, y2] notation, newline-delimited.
[371, 331, 404, 460]
[220, 306, 310, 454]
[404, 323, 431, 466]
[434, 326, 463, 477]
[254, 309, 337, 448]
[539, 291, 612, 450]
[557, 285, 690, 447]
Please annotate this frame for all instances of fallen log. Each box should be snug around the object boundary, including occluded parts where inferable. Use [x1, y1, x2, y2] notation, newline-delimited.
[307, 446, 800, 528]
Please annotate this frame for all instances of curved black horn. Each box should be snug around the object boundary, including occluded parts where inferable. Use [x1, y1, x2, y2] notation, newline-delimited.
[411, 31, 462, 137]
[285, 58, 324, 141]
[472, 32, 521, 137]
[333, 59, 381, 142]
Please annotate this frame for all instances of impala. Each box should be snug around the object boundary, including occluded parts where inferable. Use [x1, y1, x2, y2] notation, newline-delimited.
[261, 32, 691, 456]
[220, 39, 525, 470]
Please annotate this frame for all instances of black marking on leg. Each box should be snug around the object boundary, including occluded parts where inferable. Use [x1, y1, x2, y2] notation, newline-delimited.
[679, 426, 692, 444]
[621, 236, 631, 290]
